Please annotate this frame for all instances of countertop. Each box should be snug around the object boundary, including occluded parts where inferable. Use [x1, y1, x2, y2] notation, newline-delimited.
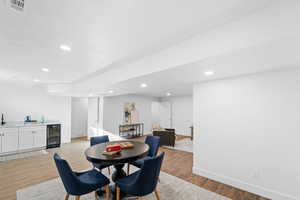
[0, 121, 61, 128]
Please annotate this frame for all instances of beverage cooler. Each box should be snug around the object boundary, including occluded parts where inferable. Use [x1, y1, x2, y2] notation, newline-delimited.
[46, 124, 61, 148]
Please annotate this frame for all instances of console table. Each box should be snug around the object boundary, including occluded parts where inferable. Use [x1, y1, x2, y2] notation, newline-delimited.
[119, 123, 144, 138]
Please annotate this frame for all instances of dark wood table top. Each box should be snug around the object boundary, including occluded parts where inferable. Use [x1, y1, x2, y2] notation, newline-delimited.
[85, 140, 149, 166]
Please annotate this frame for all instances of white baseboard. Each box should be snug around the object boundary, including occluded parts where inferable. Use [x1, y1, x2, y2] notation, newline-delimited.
[0, 146, 45, 156]
[193, 167, 298, 200]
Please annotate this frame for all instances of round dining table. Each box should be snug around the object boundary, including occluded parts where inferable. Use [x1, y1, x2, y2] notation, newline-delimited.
[85, 140, 149, 199]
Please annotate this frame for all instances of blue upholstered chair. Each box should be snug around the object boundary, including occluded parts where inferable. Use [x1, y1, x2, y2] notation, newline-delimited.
[127, 136, 160, 175]
[53, 153, 110, 200]
[90, 135, 111, 174]
[116, 152, 165, 200]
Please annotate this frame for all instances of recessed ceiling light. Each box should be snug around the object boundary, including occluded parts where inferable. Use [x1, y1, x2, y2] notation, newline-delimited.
[140, 83, 147, 88]
[42, 68, 50, 72]
[166, 92, 171, 96]
[33, 79, 40, 82]
[204, 70, 215, 76]
[60, 44, 71, 52]
[108, 90, 114, 94]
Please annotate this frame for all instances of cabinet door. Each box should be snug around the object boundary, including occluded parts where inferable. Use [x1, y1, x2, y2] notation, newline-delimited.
[19, 128, 34, 150]
[2, 128, 19, 153]
[34, 127, 46, 148]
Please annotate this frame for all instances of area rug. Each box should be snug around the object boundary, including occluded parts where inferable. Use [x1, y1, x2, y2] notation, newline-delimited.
[17, 170, 229, 200]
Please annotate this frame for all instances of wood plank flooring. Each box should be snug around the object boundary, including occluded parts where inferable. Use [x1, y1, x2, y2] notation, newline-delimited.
[0, 137, 269, 200]
[158, 147, 268, 200]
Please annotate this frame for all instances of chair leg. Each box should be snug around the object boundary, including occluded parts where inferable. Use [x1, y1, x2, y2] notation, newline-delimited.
[127, 163, 130, 175]
[95, 191, 99, 200]
[108, 166, 111, 175]
[116, 187, 121, 200]
[105, 185, 110, 200]
[64, 194, 69, 200]
[75, 196, 80, 200]
[154, 189, 160, 200]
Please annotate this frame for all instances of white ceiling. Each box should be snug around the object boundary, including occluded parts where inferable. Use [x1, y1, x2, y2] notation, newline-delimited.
[0, 0, 271, 85]
[100, 35, 300, 97]
[2, 0, 300, 98]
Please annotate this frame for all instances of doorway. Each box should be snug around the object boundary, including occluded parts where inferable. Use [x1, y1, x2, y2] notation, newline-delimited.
[71, 97, 88, 139]
[159, 101, 172, 128]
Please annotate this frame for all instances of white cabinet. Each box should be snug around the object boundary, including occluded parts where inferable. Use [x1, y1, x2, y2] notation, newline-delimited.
[19, 128, 34, 150]
[0, 125, 48, 155]
[33, 127, 46, 148]
[2, 128, 19, 153]
[19, 126, 46, 150]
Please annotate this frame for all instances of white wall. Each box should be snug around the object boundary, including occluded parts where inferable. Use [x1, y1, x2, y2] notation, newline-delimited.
[152, 101, 172, 128]
[103, 95, 157, 135]
[71, 97, 88, 138]
[87, 97, 104, 138]
[151, 101, 161, 126]
[161, 96, 193, 135]
[193, 68, 300, 200]
[0, 83, 71, 143]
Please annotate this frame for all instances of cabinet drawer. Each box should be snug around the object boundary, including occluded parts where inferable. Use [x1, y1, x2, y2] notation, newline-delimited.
[19, 126, 46, 132]
[2, 127, 19, 133]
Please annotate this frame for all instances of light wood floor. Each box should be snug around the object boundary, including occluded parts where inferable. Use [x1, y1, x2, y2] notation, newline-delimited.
[0, 137, 268, 200]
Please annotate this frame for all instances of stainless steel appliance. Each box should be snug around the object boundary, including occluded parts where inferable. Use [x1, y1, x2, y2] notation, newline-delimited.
[47, 124, 61, 148]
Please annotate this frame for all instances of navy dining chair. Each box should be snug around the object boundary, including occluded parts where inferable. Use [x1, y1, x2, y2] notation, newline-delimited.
[53, 153, 110, 200]
[127, 135, 160, 175]
[116, 152, 165, 200]
[90, 135, 111, 174]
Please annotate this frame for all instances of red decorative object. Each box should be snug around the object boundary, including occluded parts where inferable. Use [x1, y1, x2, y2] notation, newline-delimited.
[106, 144, 122, 152]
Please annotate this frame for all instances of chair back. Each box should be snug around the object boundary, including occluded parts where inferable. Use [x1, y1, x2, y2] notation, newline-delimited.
[133, 152, 165, 196]
[90, 135, 109, 146]
[53, 153, 81, 195]
[145, 136, 160, 157]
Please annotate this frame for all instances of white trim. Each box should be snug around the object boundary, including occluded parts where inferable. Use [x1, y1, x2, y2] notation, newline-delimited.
[0, 147, 45, 156]
[192, 167, 299, 200]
